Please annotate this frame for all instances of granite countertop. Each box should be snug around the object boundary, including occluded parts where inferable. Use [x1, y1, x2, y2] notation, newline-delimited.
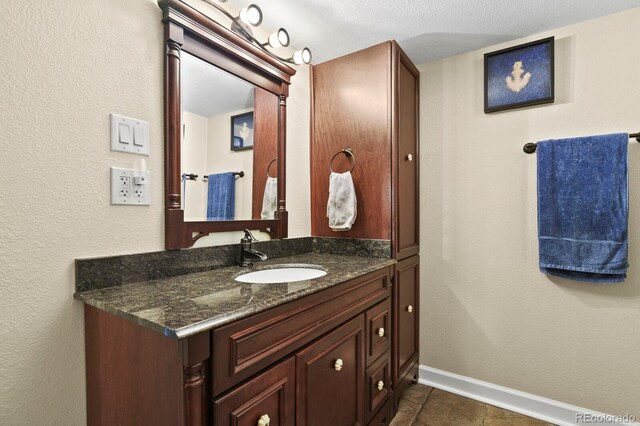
[75, 253, 395, 339]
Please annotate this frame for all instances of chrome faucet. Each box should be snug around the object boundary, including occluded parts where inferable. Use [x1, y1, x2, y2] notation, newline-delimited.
[239, 229, 268, 267]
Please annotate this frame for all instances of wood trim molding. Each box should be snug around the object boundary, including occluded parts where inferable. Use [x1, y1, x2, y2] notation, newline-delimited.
[183, 363, 205, 426]
[419, 366, 640, 426]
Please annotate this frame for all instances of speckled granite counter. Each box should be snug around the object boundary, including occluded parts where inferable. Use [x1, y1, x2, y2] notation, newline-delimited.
[75, 253, 395, 339]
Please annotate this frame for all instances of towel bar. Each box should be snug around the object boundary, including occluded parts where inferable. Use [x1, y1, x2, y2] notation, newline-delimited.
[203, 171, 244, 181]
[523, 132, 640, 153]
[330, 147, 356, 173]
[182, 173, 198, 181]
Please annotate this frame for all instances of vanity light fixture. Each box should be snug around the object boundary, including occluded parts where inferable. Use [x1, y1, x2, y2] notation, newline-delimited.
[199, 0, 312, 66]
[292, 47, 312, 65]
[263, 28, 290, 49]
[238, 4, 263, 26]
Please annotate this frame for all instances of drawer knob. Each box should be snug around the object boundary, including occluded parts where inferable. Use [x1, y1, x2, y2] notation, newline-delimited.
[334, 358, 343, 371]
[406, 154, 413, 162]
[377, 327, 385, 338]
[406, 305, 413, 313]
[377, 380, 385, 391]
[257, 414, 270, 426]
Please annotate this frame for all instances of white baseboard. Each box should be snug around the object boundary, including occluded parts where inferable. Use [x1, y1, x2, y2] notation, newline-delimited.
[419, 365, 639, 426]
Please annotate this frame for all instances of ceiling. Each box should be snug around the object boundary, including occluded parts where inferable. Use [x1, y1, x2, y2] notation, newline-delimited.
[229, 0, 640, 64]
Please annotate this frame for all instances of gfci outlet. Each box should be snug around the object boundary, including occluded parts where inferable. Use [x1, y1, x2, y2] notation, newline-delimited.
[111, 167, 150, 205]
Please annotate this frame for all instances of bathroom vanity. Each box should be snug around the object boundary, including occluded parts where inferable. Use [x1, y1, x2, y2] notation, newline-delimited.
[75, 1, 421, 424]
[77, 252, 405, 425]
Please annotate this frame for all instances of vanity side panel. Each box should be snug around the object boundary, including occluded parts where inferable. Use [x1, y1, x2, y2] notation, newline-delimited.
[84, 305, 184, 426]
[310, 42, 392, 239]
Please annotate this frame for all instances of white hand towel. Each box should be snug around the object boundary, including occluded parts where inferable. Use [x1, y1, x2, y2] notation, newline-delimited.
[327, 171, 357, 231]
[261, 177, 278, 219]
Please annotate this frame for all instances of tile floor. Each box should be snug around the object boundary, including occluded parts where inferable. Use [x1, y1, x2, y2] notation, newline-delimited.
[390, 384, 556, 426]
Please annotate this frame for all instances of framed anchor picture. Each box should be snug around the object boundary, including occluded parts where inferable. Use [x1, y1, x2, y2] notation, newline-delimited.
[484, 36, 554, 113]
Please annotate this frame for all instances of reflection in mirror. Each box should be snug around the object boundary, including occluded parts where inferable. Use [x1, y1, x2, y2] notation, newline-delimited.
[180, 51, 278, 222]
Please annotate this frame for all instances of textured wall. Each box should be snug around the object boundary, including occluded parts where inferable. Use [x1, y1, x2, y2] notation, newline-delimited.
[420, 7, 640, 417]
[0, 0, 310, 423]
[182, 111, 209, 220]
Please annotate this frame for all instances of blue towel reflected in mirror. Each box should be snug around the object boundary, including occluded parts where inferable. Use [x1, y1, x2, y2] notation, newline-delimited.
[207, 172, 235, 221]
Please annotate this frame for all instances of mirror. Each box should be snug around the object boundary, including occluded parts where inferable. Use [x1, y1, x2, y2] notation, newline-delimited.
[160, 0, 296, 249]
[180, 51, 278, 222]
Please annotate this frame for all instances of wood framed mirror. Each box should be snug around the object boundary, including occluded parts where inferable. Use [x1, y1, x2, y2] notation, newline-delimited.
[159, 0, 296, 249]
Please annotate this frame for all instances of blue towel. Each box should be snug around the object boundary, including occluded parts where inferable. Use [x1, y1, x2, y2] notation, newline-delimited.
[207, 172, 235, 221]
[537, 133, 628, 283]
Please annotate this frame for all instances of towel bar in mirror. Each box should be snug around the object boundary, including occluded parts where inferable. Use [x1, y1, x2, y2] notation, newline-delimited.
[159, 0, 296, 249]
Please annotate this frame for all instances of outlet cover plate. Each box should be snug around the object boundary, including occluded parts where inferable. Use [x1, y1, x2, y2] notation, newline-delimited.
[110, 113, 150, 155]
[111, 167, 150, 205]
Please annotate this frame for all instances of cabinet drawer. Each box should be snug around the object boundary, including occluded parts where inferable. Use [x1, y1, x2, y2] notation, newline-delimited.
[213, 356, 295, 426]
[212, 268, 391, 395]
[368, 399, 393, 426]
[296, 315, 365, 426]
[365, 299, 391, 365]
[366, 351, 391, 422]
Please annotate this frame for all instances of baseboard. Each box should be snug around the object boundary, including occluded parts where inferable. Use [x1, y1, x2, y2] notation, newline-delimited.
[419, 365, 639, 426]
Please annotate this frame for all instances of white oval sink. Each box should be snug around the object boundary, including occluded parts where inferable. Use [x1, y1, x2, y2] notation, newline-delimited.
[235, 266, 327, 284]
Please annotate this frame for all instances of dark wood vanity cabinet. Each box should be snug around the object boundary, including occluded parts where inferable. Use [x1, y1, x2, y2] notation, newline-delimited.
[311, 40, 421, 415]
[84, 267, 394, 426]
[211, 269, 393, 426]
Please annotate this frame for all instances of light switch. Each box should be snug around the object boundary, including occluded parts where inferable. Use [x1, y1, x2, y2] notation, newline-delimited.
[110, 113, 150, 155]
[133, 125, 145, 147]
[118, 123, 132, 144]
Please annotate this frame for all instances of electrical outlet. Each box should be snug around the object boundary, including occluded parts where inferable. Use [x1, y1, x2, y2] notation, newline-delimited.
[119, 176, 131, 197]
[111, 167, 150, 205]
[133, 183, 144, 198]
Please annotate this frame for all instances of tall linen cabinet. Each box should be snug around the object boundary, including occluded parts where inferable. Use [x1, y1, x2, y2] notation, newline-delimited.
[310, 40, 420, 413]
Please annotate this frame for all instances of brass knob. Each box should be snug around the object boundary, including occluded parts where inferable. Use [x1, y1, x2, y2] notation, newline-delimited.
[406, 154, 413, 162]
[377, 327, 385, 338]
[257, 414, 270, 426]
[407, 305, 413, 313]
[377, 380, 385, 391]
[334, 359, 343, 371]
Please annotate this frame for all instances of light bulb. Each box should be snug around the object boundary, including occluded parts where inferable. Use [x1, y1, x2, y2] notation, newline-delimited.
[293, 47, 312, 65]
[268, 28, 290, 48]
[239, 4, 262, 26]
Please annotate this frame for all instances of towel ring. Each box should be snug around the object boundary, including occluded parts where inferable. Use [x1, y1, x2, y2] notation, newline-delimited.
[267, 159, 277, 178]
[330, 147, 356, 173]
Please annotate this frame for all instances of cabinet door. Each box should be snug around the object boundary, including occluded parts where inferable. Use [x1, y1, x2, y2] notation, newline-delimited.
[296, 315, 365, 426]
[393, 255, 419, 394]
[394, 47, 420, 260]
[213, 357, 295, 426]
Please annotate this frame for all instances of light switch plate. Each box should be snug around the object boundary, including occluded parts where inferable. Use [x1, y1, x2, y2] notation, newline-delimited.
[111, 167, 150, 205]
[110, 113, 150, 155]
